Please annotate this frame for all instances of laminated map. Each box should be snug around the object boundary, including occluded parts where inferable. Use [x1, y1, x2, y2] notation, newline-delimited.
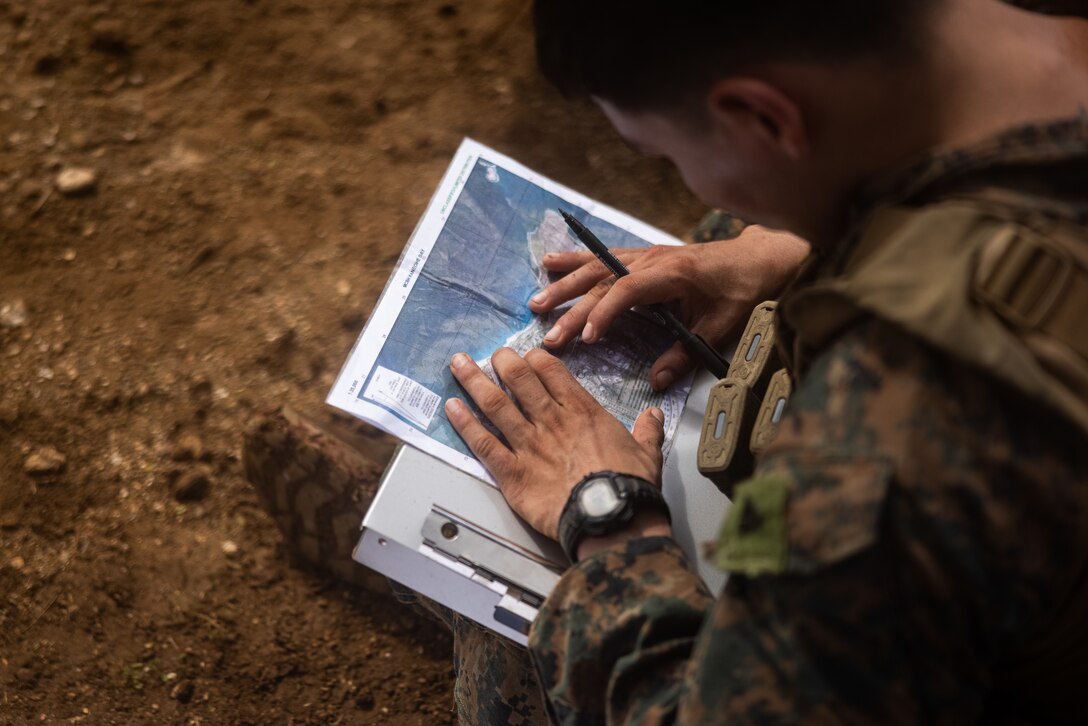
[328, 139, 693, 484]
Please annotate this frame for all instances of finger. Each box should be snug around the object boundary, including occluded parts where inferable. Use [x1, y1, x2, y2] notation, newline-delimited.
[549, 268, 671, 349]
[541, 276, 616, 349]
[650, 341, 694, 391]
[529, 258, 612, 314]
[540, 247, 644, 272]
[632, 407, 665, 467]
[450, 353, 530, 437]
[540, 250, 595, 272]
[523, 348, 593, 407]
[530, 248, 646, 313]
[649, 318, 726, 390]
[444, 397, 517, 475]
[582, 264, 688, 345]
[491, 347, 556, 423]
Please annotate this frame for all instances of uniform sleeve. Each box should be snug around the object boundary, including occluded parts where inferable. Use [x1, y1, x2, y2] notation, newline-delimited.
[527, 318, 1087, 724]
[528, 537, 714, 725]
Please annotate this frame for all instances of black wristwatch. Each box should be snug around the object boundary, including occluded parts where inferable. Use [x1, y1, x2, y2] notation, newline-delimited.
[558, 471, 670, 562]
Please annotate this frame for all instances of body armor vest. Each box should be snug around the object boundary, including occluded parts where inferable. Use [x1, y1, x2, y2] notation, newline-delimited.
[781, 199, 1088, 439]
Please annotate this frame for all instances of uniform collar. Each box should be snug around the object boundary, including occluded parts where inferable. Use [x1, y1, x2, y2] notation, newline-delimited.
[850, 114, 1088, 218]
[814, 114, 1088, 276]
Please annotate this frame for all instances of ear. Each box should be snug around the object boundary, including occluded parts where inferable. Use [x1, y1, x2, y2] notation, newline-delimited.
[706, 78, 809, 160]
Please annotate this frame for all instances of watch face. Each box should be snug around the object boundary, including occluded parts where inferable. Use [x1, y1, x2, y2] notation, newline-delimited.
[581, 479, 622, 518]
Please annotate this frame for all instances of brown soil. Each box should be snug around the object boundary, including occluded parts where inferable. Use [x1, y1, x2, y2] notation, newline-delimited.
[0, 1, 702, 723]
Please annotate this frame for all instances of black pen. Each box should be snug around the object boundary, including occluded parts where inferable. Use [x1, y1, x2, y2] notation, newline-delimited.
[558, 209, 731, 380]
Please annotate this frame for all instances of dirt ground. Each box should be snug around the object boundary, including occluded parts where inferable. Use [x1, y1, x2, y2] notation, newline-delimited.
[0, 1, 703, 723]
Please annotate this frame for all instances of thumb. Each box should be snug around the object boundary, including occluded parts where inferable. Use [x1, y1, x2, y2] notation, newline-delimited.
[651, 317, 730, 390]
[632, 407, 665, 461]
[651, 342, 694, 391]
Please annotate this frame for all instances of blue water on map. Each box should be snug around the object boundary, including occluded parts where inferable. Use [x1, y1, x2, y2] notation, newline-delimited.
[363, 157, 655, 456]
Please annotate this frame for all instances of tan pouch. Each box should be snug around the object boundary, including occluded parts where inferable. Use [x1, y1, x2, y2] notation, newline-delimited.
[750, 369, 793, 458]
[698, 301, 786, 494]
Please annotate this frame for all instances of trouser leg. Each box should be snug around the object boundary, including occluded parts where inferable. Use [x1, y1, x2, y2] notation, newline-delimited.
[244, 407, 552, 724]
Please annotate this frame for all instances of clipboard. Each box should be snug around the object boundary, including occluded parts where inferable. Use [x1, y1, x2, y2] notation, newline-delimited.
[353, 369, 731, 644]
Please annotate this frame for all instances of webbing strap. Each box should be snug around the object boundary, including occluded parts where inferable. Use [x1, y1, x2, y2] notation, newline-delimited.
[974, 223, 1088, 362]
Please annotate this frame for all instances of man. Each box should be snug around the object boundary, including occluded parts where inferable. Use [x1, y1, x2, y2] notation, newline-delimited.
[440, 0, 1088, 722]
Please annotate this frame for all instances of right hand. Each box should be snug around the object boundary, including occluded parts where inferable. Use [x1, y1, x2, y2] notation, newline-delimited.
[529, 225, 810, 390]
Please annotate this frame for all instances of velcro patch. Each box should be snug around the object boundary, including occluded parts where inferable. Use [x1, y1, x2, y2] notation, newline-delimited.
[713, 476, 789, 575]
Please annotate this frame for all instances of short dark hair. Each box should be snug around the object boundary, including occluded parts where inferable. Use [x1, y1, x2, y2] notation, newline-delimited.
[534, 1, 938, 112]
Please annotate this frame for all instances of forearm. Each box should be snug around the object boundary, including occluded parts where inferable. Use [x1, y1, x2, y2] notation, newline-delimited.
[528, 537, 713, 724]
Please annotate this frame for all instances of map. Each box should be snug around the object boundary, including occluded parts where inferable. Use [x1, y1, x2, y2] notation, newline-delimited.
[328, 139, 693, 484]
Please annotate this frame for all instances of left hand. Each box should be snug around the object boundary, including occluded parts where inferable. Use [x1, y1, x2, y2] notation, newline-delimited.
[445, 347, 665, 540]
[529, 226, 809, 389]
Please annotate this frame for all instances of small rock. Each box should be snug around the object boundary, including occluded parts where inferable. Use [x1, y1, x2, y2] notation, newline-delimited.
[55, 167, 97, 196]
[170, 433, 204, 462]
[91, 19, 131, 55]
[221, 540, 239, 558]
[0, 399, 18, 427]
[8, 556, 24, 570]
[33, 55, 63, 76]
[24, 446, 66, 475]
[173, 471, 210, 502]
[0, 299, 28, 328]
[189, 377, 212, 400]
[169, 680, 194, 704]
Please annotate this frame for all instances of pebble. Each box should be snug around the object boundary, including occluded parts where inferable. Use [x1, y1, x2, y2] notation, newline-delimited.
[9, 556, 25, 570]
[169, 680, 194, 704]
[170, 433, 204, 462]
[0, 298, 28, 328]
[0, 400, 17, 427]
[173, 471, 210, 502]
[24, 446, 66, 475]
[221, 540, 239, 558]
[55, 167, 97, 196]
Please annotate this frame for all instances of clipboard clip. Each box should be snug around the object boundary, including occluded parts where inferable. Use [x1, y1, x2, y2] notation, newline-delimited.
[420, 508, 560, 634]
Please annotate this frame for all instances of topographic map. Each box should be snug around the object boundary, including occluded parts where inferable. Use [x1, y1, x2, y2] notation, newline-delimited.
[328, 139, 692, 484]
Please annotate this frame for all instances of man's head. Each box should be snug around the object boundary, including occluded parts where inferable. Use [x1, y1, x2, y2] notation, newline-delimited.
[534, 1, 942, 241]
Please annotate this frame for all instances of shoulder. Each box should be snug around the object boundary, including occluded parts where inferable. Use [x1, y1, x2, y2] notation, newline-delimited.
[750, 316, 1088, 603]
[772, 315, 1081, 467]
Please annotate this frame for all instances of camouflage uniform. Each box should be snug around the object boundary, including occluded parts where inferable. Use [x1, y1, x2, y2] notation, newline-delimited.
[690, 210, 746, 244]
[527, 123, 1088, 723]
[1012, 1, 1088, 13]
